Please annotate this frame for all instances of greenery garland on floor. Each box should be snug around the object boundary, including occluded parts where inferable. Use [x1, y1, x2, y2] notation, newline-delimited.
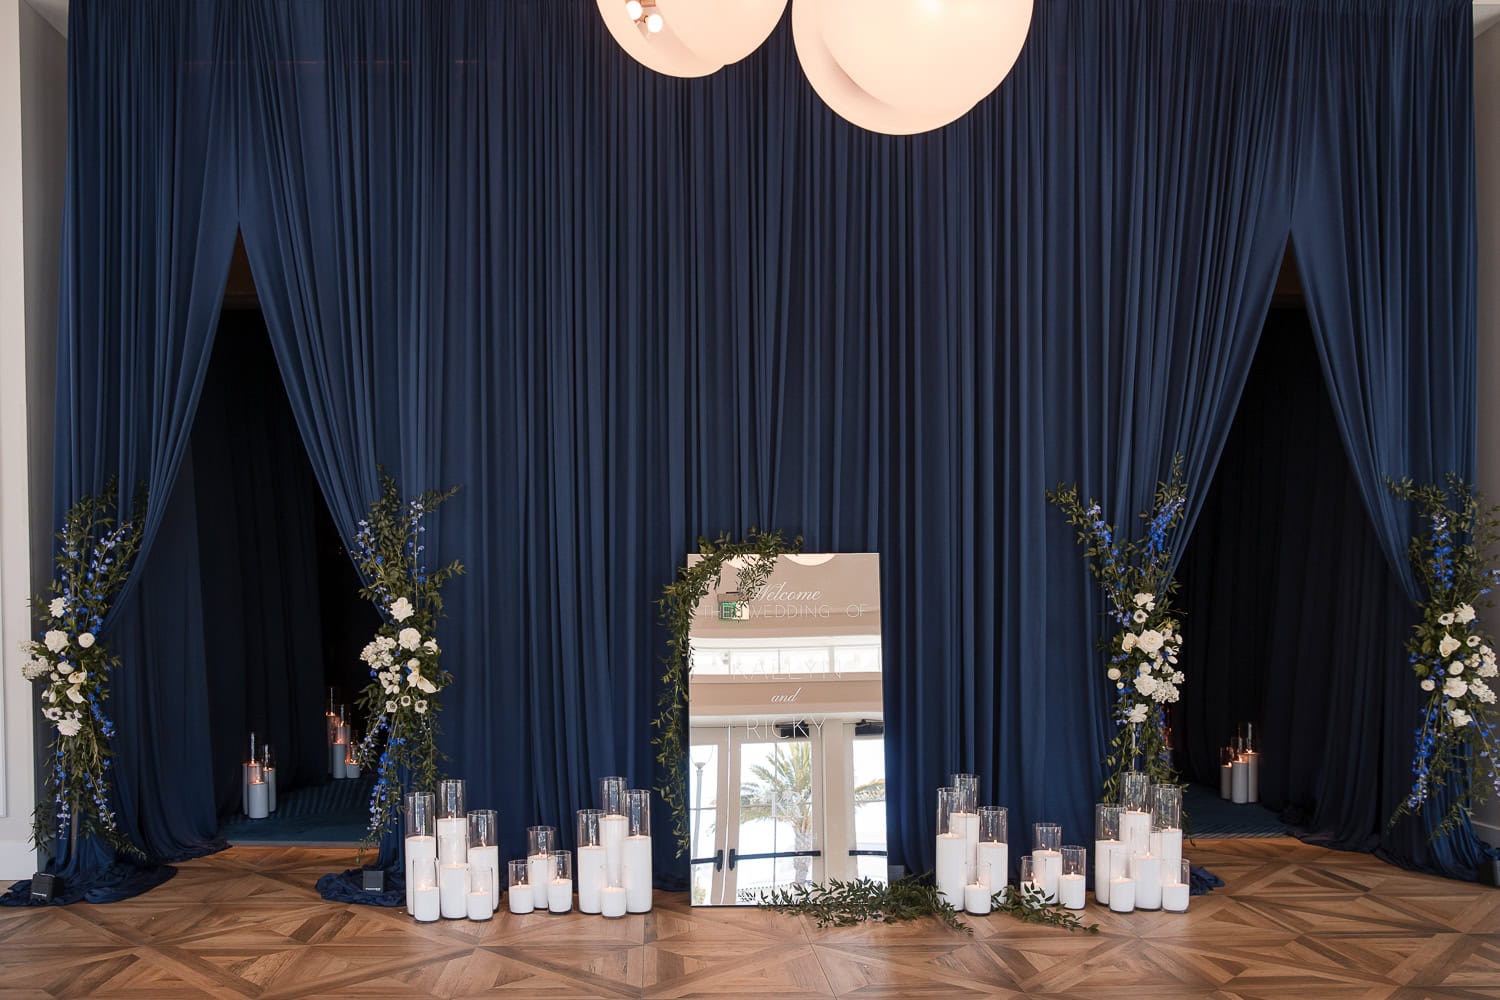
[1048, 456, 1189, 801]
[350, 473, 464, 849]
[20, 484, 146, 856]
[760, 875, 1098, 934]
[655, 528, 801, 854]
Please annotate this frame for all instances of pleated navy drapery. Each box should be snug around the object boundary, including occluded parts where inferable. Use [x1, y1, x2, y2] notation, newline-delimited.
[28, 0, 1485, 903]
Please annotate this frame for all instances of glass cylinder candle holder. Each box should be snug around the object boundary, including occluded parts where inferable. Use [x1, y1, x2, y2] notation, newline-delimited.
[600, 866, 628, 918]
[599, 776, 628, 816]
[437, 779, 466, 819]
[935, 786, 960, 837]
[1032, 824, 1062, 903]
[949, 772, 979, 814]
[964, 861, 992, 915]
[507, 859, 534, 914]
[1059, 845, 1087, 909]
[1120, 771, 1151, 813]
[975, 805, 1007, 896]
[1153, 785, 1183, 830]
[624, 790, 653, 912]
[1017, 856, 1036, 895]
[403, 791, 437, 915]
[528, 826, 558, 907]
[576, 808, 607, 913]
[934, 787, 965, 908]
[548, 850, 573, 913]
[626, 788, 651, 838]
[467, 866, 494, 920]
[1032, 823, 1061, 853]
[1162, 859, 1191, 912]
[1095, 803, 1121, 842]
[412, 859, 440, 922]
[978, 805, 1007, 844]
[468, 809, 500, 900]
[246, 760, 263, 784]
[436, 781, 467, 864]
[1239, 721, 1257, 753]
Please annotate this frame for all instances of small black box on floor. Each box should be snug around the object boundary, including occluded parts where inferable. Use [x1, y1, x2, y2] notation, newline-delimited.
[361, 869, 385, 893]
[1479, 857, 1500, 888]
[29, 873, 60, 902]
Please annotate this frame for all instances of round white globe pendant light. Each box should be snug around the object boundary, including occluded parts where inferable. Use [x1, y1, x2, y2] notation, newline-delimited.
[596, 0, 722, 78]
[657, 0, 790, 66]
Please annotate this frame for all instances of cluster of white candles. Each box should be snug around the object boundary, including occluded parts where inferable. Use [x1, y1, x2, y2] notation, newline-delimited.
[1094, 773, 1190, 914]
[327, 697, 362, 781]
[1220, 722, 1260, 804]
[401, 776, 654, 922]
[240, 732, 276, 820]
[934, 773, 1008, 914]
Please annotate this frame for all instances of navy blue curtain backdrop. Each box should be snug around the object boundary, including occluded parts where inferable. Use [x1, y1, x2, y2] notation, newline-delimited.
[26, 0, 1485, 903]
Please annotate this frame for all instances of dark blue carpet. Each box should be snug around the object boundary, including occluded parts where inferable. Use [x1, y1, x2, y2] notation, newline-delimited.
[219, 774, 372, 845]
[1184, 781, 1291, 838]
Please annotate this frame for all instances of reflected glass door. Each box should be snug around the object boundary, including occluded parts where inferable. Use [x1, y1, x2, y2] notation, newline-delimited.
[726, 731, 823, 903]
[851, 731, 888, 881]
[689, 730, 728, 905]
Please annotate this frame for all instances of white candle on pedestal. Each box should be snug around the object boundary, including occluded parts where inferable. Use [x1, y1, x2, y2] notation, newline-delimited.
[577, 845, 607, 913]
[1130, 854, 1161, 910]
[548, 878, 573, 913]
[1033, 849, 1062, 903]
[1162, 880, 1189, 912]
[404, 835, 437, 915]
[964, 880, 991, 915]
[1155, 827, 1182, 872]
[1220, 763, 1233, 798]
[439, 864, 469, 918]
[1058, 873, 1086, 910]
[1231, 760, 1249, 804]
[1119, 810, 1151, 858]
[934, 833, 966, 908]
[437, 818, 467, 864]
[508, 883, 534, 914]
[413, 882, 440, 921]
[247, 780, 269, 820]
[1108, 876, 1135, 912]
[601, 814, 627, 883]
[467, 883, 494, 920]
[976, 842, 1007, 895]
[528, 854, 553, 905]
[624, 836, 653, 912]
[952, 811, 979, 870]
[600, 884, 627, 918]
[468, 845, 500, 900]
[1094, 840, 1120, 905]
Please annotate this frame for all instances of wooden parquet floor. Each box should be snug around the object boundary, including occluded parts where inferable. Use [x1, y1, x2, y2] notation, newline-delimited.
[1, 839, 1498, 999]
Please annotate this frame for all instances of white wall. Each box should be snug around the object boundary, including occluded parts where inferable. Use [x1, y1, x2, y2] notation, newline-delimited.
[1475, 22, 1500, 847]
[0, 0, 66, 878]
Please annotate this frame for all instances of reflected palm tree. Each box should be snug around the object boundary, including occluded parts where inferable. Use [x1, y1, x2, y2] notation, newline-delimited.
[738, 741, 886, 886]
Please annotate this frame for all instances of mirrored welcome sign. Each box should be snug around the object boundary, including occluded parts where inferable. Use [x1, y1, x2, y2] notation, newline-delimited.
[686, 553, 885, 906]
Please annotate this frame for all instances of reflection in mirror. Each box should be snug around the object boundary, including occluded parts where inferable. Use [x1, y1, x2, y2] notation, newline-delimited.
[687, 553, 884, 905]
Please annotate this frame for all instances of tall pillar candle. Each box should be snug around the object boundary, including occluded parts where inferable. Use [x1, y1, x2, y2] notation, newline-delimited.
[1032, 823, 1062, 903]
[599, 775, 629, 882]
[405, 835, 437, 916]
[935, 833, 967, 908]
[624, 789, 653, 913]
[1130, 853, 1162, 910]
[577, 809, 606, 912]
[527, 826, 558, 914]
[1094, 840, 1121, 905]
[949, 772, 981, 871]
[246, 776, 269, 819]
[469, 809, 501, 901]
[404, 792, 436, 915]
[331, 741, 347, 778]
[1231, 759, 1249, 804]
[953, 812, 979, 871]
[976, 841, 1007, 896]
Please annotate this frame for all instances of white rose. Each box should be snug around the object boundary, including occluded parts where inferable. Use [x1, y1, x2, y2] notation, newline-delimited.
[43, 630, 68, 654]
[398, 627, 422, 650]
[415, 700, 428, 714]
[48, 597, 65, 618]
[1443, 676, 1469, 699]
[1106, 667, 1121, 681]
[1449, 661, 1465, 675]
[56, 716, 82, 737]
[1137, 675, 1158, 697]
[1420, 678, 1436, 692]
[76, 632, 96, 649]
[66, 686, 85, 704]
[1468, 635, 1481, 648]
[1132, 610, 1148, 624]
[385, 700, 398, 713]
[1439, 633, 1461, 658]
[1456, 604, 1476, 624]
[1450, 707, 1473, 727]
[1136, 630, 1165, 656]
[1134, 592, 1155, 608]
[1122, 634, 1138, 652]
[389, 597, 414, 622]
[1439, 613, 1456, 626]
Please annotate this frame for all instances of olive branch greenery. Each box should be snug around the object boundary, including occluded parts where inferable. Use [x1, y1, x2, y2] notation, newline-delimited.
[655, 528, 802, 854]
[758, 874, 1098, 934]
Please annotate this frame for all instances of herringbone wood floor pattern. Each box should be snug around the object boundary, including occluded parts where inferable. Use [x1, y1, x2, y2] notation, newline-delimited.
[1, 839, 1498, 999]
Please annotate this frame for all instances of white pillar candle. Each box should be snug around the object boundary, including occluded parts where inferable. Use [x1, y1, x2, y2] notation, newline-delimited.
[1246, 751, 1260, 802]
[1094, 840, 1120, 904]
[1155, 827, 1182, 873]
[1231, 760, 1249, 804]
[599, 884, 627, 918]
[508, 882, 534, 914]
[413, 882, 440, 921]
[437, 817, 467, 865]
[976, 842, 1007, 895]
[467, 883, 494, 920]
[1220, 763, 1233, 799]
[1108, 876, 1135, 912]
[528, 854, 553, 905]
[331, 743, 347, 778]
[623, 836, 653, 913]
[1162, 880, 1189, 912]
[934, 833, 967, 908]
[1033, 849, 1062, 903]
[468, 845, 500, 900]
[964, 881, 991, 915]
[1119, 810, 1151, 858]
[439, 863, 469, 919]
[952, 811, 979, 871]
[246, 779, 269, 820]
[548, 878, 573, 913]
[1058, 873, 1087, 910]
[576, 845, 607, 913]
[264, 767, 277, 813]
[1130, 854, 1162, 910]
[601, 814, 627, 883]
[404, 835, 437, 915]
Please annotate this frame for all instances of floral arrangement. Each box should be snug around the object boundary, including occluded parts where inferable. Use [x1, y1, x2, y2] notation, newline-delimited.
[350, 473, 463, 847]
[1048, 456, 1189, 799]
[19, 486, 144, 855]
[1388, 475, 1500, 838]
